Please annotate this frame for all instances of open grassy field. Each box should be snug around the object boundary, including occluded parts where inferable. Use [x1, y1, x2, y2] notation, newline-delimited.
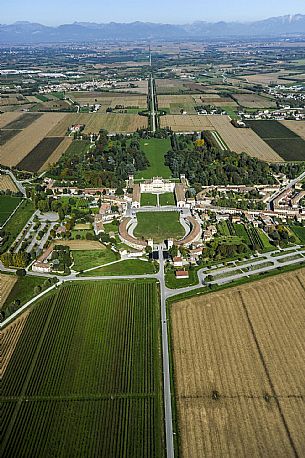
[141, 193, 158, 206]
[72, 248, 119, 271]
[0, 274, 17, 307]
[1, 281, 164, 457]
[83, 259, 157, 276]
[134, 211, 185, 242]
[0, 113, 67, 167]
[0, 196, 22, 226]
[54, 240, 104, 250]
[17, 137, 65, 172]
[247, 120, 305, 161]
[1, 275, 46, 313]
[170, 269, 305, 457]
[135, 138, 172, 179]
[0, 174, 18, 193]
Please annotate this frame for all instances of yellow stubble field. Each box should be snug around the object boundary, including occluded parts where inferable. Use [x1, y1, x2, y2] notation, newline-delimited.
[171, 269, 305, 457]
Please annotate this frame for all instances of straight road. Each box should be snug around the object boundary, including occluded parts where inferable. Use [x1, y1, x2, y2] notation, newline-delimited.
[150, 75, 157, 133]
[158, 246, 175, 458]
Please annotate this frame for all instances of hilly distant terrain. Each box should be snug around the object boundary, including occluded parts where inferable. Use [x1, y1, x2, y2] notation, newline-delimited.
[0, 15, 304, 43]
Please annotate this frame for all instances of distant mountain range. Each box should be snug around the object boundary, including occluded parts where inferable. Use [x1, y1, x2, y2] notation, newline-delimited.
[0, 15, 304, 43]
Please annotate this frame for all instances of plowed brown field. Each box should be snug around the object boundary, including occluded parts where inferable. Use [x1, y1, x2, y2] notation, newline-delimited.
[171, 269, 305, 457]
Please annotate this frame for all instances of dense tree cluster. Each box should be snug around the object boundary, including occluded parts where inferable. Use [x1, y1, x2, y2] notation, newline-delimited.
[50, 131, 149, 188]
[0, 251, 30, 268]
[165, 134, 275, 187]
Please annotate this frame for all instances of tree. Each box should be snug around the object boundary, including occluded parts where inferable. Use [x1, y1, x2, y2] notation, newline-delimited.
[16, 269, 26, 277]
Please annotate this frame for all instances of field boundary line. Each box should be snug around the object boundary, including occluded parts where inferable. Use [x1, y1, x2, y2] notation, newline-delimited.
[0, 283, 59, 329]
[0, 289, 60, 455]
[0, 199, 24, 230]
[239, 291, 299, 458]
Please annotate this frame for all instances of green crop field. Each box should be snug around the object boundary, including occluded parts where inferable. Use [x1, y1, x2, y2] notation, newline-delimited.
[0, 196, 22, 226]
[247, 120, 305, 161]
[136, 138, 172, 179]
[83, 259, 157, 276]
[1, 281, 164, 457]
[159, 192, 176, 206]
[141, 193, 157, 206]
[0, 200, 34, 254]
[290, 225, 305, 244]
[134, 211, 185, 242]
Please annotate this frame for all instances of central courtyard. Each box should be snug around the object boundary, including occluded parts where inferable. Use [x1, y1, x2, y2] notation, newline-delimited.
[134, 211, 185, 243]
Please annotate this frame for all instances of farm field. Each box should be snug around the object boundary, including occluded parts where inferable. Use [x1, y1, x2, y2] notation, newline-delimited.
[290, 225, 305, 244]
[39, 137, 73, 172]
[0, 113, 67, 167]
[72, 248, 119, 271]
[0, 129, 21, 146]
[0, 112, 22, 128]
[53, 240, 104, 250]
[161, 115, 282, 162]
[1, 312, 30, 378]
[281, 120, 305, 141]
[0, 200, 34, 254]
[1, 113, 42, 130]
[240, 71, 293, 85]
[17, 137, 65, 172]
[232, 93, 276, 108]
[136, 138, 172, 179]
[134, 211, 185, 242]
[67, 92, 147, 110]
[247, 120, 305, 161]
[158, 95, 198, 114]
[83, 259, 157, 276]
[0, 174, 18, 193]
[82, 113, 147, 133]
[171, 269, 305, 457]
[1, 281, 164, 457]
[0, 196, 22, 226]
[160, 114, 215, 132]
[141, 193, 158, 206]
[0, 274, 17, 307]
[209, 116, 283, 162]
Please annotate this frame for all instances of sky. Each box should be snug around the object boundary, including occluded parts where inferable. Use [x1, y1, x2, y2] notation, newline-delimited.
[2, 0, 305, 25]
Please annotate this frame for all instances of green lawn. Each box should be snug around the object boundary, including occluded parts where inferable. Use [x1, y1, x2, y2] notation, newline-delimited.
[83, 259, 157, 276]
[2, 275, 46, 312]
[134, 211, 185, 243]
[159, 193, 176, 206]
[141, 193, 157, 207]
[72, 249, 119, 271]
[136, 138, 172, 179]
[0, 196, 23, 226]
[0, 200, 35, 254]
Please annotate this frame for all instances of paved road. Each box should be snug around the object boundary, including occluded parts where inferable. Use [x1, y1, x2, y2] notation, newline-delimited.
[150, 74, 156, 133]
[268, 170, 305, 210]
[158, 246, 175, 458]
